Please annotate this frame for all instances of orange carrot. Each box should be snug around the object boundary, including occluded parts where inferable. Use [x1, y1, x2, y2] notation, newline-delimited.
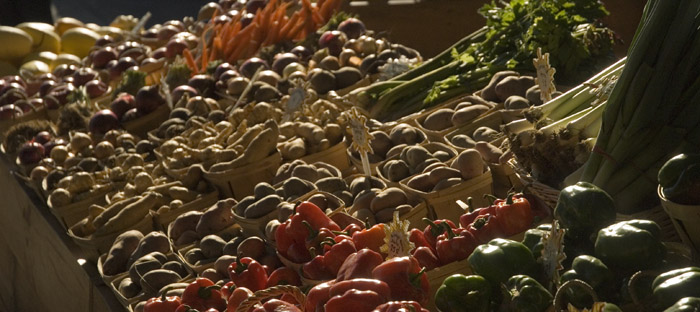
[201, 41, 208, 73]
[262, 20, 280, 46]
[319, 0, 337, 22]
[211, 37, 222, 61]
[278, 11, 300, 41]
[223, 22, 244, 57]
[228, 22, 257, 63]
[286, 9, 308, 41]
[316, 0, 327, 11]
[301, 0, 323, 26]
[182, 48, 198, 74]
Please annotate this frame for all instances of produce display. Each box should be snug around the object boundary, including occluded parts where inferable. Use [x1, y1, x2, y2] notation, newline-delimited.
[3, 0, 700, 312]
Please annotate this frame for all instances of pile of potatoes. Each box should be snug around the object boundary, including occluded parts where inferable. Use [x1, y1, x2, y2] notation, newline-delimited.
[379, 143, 457, 183]
[403, 148, 487, 193]
[189, 235, 280, 283]
[350, 187, 417, 224]
[167, 198, 237, 247]
[418, 95, 496, 131]
[101, 231, 190, 299]
[278, 120, 344, 161]
[480, 71, 562, 109]
[271, 160, 347, 203]
[349, 123, 427, 164]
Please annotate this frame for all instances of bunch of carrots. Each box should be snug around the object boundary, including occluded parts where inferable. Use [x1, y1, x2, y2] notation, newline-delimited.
[183, 0, 343, 73]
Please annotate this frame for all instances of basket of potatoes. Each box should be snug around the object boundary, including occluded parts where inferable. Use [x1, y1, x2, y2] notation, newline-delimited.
[348, 123, 427, 176]
[413, 95, 497, 142]
[278, 120, 349, 172]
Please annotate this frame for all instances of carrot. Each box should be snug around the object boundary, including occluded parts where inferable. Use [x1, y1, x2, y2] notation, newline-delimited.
[286, 9, 308, 41]
[201, 36, 209, 72]
[182, 49, 198, 74]
[211, 37, 222, 61]
[228, 22, 257, 63]
[278, 11, 300, 41]
[301, 0, 324, 26]
[316, 0, 327, 11]
[319, 0, 337, 22]
[223, 22, 243, 57]
[262, 20, 280, 46]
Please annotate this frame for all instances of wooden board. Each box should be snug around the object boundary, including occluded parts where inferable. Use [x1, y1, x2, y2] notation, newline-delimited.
[0, 159, 123, 312]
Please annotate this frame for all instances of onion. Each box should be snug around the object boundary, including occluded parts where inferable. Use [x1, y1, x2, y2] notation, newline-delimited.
[214, 62, 236, 80]
[121, 107, 141, 123]
[89, 110, 120, 135]
[34, 131, 52, 145]
[239, 57, 269, 78]
[240, 12, 255, 28]
[319, 31, 347, 56]
[271, 53, 299, 75]
[246, 0, 266, 13]
[49, 145, 69, 164]
[0, 104, 23, 120]
[30, 166, 49, 181]
[172, 85, 198, 105]
[18, 142, 45, 165]
[187, 74, 216, 98]
[290, 45, 312, 61]
[94, 141, 115, 159]
[135, 85, 165, 114]
[72, 67, 99, 87]
[85, 80, 108, 98]
[110, 93, 136, 120]
[43, 139, 65, 156]
[338, 18, 366, 39]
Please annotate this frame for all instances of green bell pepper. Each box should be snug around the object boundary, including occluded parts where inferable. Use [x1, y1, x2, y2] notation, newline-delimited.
[653, 267, 700, 310]
[560, 255, 614, 308]
[664, 297, 700, 312]
[554, 182, 616, 239]
[521, 224, 552, 259]
[503, 275, 552, 312]
[594, 219, 666, 272]
[435, 274, 491, 312]
[467, 238, 536, 285]
[658, 154, 700, 186]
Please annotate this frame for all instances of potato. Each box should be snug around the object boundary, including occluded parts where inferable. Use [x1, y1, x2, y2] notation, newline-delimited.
[390, 124, 414, 145]
[481, 71, 519, 102]
[201, 268, 223, 283]
[215, 255, 237, 276]
[383, 159, 410, 182]
[474, 141, 504, 164]
[103, 230, 143, 276]
[495, 76, 535, 102]
[334, 190, 353, 207]
[266, 219, 281, 241]
[472, 127, 500, 142]
[237, 236, 266, 259]
[118, 277, 141, 299]
[245, 194, 282, 218]
[162, 261, 188, 278]
[283, 177, 316, 200]
[315, 177, 347, 193]
[370, 188, 407, 213]
[352, 189, 379, 213]
[451, 134, 477, 149]
[422, 108, 454, 131]
[317, 168, 334, 179]
[451, 104, 490, 127]
[432, 177, 461, 191]
[402, 145, 431, 168]
[526, 85, 543, 106]
[422, 162, 447, 174]
[129, 255, 162, 285]
[199, 235, 226, 259]
[375, 207, 396, 223]
[280, 137, 307, 160]
[396, 204, 413, 217]
[141, 269, 182, 295]
[386, 144, 407, 159]
[223, 237, 244, 256]
[349, 176, 385, 198]
[128, 232, 171, 267]
[451, 149, 485, 180]
[175, 230, 199, 246]
[235, 196, 256, 216]
[308, 193, 330, 210]
[291, 164, 319, 182]
[325, 123, 343, 145]
[454, 101, 473, 111]
[406, 173, 433, 192]
[353, 208, 376, 226]
[429, 167, 462, 185]
[433, 151, 452, 163]
[504, 95, 530, 109]
[414, 157, 441, 174]
[185, 248, 205, 265]
[169, 211, 203, 242]
[370, 131, 392, 158]
[277, 202, 295, 221]
[254, 183, 276, 200]
[196, 198, 236, 237]
[314, 162, 340, 177]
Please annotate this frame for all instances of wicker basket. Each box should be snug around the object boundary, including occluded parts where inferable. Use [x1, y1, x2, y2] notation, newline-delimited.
[47, 186, 112, 230]
[236, 285, 306, 312]
[299, 139, 350, 174]
[0, 106, 48, 141]
[659, 186, 700, 257]
[507, 158, 561, 212]
[204, 151, 282, 200]
[401, 167, 493, 224]
[154, 189, 219, 231]
[233, 208, 278, 238]
[69, 211, 155, 262]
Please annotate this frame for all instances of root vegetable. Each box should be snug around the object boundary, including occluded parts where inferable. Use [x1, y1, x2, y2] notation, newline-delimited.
[48, 188, 71, 207]
[451, 134, 477, 149]
[199, 235, 226, 259]
[429, 167, 462, 185]
[92, 196, 140, 228]
[168, 186, 198, 202]
[451, 149, 485, 180]
[472, 127, 500, 142]
[94, 193, 161, 236]
[474, 141, 504, 163]
[383, 159, 410, 182]
[128, 232, 171, 267]
[280, 137, 306, 160]
[102, 230, 143, 276]
[481, 71, 519, 102]
[196, 199, 236, 237]
[244, 194, 282, 218]
[451, 104, 490, 127]
[423, 108, 455, 131]
[433, 177, 463, 191]
[370, 187, 407, 213]
[495, 76, 535, 102]
[406, 173, 433, 192]
[504, 95, 530, 109]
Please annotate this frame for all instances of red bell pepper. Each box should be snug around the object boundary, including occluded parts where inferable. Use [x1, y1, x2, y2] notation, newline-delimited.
[422, 218, 456, 248]
[411, 246, 439, 270]
[408, 229, 432, 252]
[372, 301, 430, 312]
[324, 289, 387, 312]
[371, 256, 430, 305]
[329, 278, 391, 301]
[305, 281, 335, 312]
[352, 223, 386, 254]
[337, 248, 385, 281]
[436, 224, 478, 264]
[322, 238, 357, 275]
[225, 287, 254, 312]
[458, 196, 497, 228]
[493, 193, 533, 236]
[466, 213, 502, 244]
[266, 267, 302, 287]
[302, 255, 335, 280]
[228, 257, 268, 292]
[304, 221, 336, 255]
[343, 223, 364, 236]
[144, 294, 182, 312]
[181, 278, 227, 312]
[221, 281, 235, 300]
[276, 202, 341, 263]
[251, 299, 302, 312]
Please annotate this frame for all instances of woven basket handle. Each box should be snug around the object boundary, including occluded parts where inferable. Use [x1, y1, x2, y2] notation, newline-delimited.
[236, 285, 306, 312]
[627, 270, 660, 312]
[553, 279, 598, 311]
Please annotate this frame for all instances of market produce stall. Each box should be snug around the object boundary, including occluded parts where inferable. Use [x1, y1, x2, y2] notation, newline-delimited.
[4, 0, 700, 312]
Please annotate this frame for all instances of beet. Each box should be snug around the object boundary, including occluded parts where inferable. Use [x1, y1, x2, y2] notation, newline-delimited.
[89, 110, 120, 135]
